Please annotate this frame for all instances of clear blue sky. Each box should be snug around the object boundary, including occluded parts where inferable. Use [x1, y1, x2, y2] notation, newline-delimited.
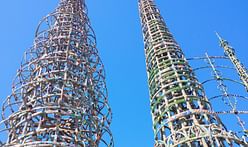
[0, 0, 248, 146]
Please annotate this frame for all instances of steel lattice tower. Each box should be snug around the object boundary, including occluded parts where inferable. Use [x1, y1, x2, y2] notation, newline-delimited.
[138, 0, 247, 146]
[216, 33, 248, 92]
[0, 0, 113, 146]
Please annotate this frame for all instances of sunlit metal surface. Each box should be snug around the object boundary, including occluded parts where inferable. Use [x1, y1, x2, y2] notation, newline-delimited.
[138, 0, 247, 146]
[0, 0, 113, 146]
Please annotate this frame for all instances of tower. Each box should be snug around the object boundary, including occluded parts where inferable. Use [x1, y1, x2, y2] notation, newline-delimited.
[1, 0, 113, 146]
[216, 33, 248, 92]
[138, 0, 246, 146]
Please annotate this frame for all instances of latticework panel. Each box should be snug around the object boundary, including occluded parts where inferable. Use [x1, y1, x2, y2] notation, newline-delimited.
[188, 54, 248, 144]
[138, 0, 246, 146]
[217, 33, 248, 92]
[0, 0, 113, 146]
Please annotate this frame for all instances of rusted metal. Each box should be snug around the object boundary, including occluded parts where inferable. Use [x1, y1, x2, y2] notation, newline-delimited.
[0, 0, 113, 146]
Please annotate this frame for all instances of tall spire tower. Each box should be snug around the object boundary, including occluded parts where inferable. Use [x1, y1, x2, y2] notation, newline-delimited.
[216, 33, 248, 92]
[1, 0, 113, 146]
[138, 0, 246, 146]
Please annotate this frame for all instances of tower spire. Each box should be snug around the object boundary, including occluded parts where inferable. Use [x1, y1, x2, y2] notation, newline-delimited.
[1, 0, 113, 146]
[215, 32, 222, 42]
[138, 0, 246, 146]
[216, 33, 248, 92]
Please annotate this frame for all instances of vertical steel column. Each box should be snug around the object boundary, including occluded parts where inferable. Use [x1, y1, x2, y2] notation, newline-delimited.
[1, 0, 113, 146]
[138, 0, 246, 146]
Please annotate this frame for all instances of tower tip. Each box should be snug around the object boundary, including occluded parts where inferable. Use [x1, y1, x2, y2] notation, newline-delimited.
[215, 31, 223, 41]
